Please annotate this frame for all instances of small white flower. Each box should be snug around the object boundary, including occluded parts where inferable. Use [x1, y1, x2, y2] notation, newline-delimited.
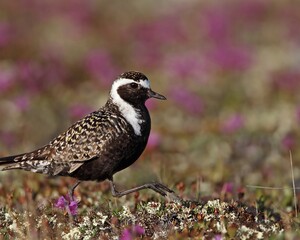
[62, 227, 81, 240]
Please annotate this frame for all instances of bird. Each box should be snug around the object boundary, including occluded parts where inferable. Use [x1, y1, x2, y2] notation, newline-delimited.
[0, 71, 178, 201]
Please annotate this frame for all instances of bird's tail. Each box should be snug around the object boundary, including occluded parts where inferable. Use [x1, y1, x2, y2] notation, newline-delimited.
[0, 154, 23, 170]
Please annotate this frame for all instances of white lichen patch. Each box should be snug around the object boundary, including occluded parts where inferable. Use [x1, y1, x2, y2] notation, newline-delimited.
[62, 227, 81, 240]
[8, 219, 18, 231]
[199, 199, 229, 222]
[215, 220, 227, 234]
[0, 198, 284, 239]
[237, 225, 264, 240]
[119, 205, 136, 223]
[145, 202, 161, 215]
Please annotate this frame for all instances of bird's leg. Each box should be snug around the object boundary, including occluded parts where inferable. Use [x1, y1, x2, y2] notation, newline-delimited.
[108, 178, 181, 202]
[68, 181, 81, 201]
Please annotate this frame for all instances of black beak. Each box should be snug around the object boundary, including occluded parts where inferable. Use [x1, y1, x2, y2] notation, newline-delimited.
[148, 89, 167, 100]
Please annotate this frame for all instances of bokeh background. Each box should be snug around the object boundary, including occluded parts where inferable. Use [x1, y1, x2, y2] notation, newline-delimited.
[1, 0, 300, 206]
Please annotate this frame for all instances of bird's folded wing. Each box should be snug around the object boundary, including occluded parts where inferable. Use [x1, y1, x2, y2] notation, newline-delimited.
[0, 111, 121, 175]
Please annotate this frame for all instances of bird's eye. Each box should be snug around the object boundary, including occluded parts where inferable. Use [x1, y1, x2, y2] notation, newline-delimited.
[130, 83, 138, 89]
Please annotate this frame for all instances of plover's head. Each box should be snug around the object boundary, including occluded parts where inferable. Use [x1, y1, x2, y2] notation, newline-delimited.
[110, 71, 166, 106]
[109, 71, 166, 136]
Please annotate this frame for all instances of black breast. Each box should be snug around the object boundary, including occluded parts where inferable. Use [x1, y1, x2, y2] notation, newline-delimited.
[70, 104, 151, 181]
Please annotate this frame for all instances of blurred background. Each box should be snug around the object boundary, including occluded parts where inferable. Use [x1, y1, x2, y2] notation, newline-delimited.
[1, 0, 300, 202]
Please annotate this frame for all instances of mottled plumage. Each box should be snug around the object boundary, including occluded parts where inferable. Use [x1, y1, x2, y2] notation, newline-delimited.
[0, 71, 178, 200]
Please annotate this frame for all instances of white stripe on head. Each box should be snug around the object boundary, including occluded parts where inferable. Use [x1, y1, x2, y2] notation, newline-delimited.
[139, 79, 150, 89]
[110, 78, 150, 136]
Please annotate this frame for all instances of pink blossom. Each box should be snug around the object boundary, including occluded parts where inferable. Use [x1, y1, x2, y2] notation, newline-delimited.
[40, 52, 66, 85]
[281, 133, 296, 151]
[132, 44, 163, 68]
[55, 195, 78, 216]
[145, 100, 158, 110]
[214, 235, 223, 240]
[221, 114, 244, 134]
[146, 132, 161, 151]
[68, 104, 93, 120]
[59, 0, 93, 28]
[133, 13, 185, 46]
[18, 59, 65, 93]
[0, 68, 15, 92]
[165, 53, 209, 82]
[17, 62, 44, 93]
[206, 44, 252, 71]
[0, 22, 14, 47]
[170, 86, 204, 115]
[84, 50, 119, 87]
[55, 196, 67, 209]
[233, 1, 268, 24]
[131, 12, 185, 67]
[68, 200, 78, 216]
[272, 69, 300, 93]
[0, 131, 16, 148]
[133, 225, 145, 235]
[17, 55, 65, 91]
[221, 182, 234, 194]
[201, 7, 231, 43]
[120, 229, 131, 240]
[120, 225, 145, 240]
[282, 5, 300, 44]
[201, 1, 267, 43]
[296, 106, 300, 123]
[13, 95, 30, 111]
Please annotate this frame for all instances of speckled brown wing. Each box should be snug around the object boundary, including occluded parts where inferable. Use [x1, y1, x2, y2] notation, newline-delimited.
[2, 109, 129, 176]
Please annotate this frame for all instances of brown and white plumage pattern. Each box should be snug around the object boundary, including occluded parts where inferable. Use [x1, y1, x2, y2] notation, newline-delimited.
[1, 106, 132, 177]
[0, 71, 177, 200]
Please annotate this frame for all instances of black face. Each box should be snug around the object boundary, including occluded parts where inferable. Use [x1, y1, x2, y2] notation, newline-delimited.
[116, 71, 167, 105]
[117, 82, 149, 105]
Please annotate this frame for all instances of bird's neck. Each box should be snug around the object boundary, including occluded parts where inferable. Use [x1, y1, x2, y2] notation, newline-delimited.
[105, 98, 150, 136]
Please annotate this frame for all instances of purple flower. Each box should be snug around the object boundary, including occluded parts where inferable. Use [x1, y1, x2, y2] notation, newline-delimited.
[296, 106, 300, 123]
[120, 229, 131, 240]
[68, 201, 78, 216]
[201, 1, 267, 43]
[120, 225, 145, 240]
[281, 133, 296, 151]
[170, 86, 204, 115]
[282, 5, 300, 43]
[221, 182, 234, 194]
[146, 132, 161, 151]
[84, 50, 119, 87]
[200, 7, 230, 43]
[0, 67, 15, 93]
[17, 62, 43, 93]
[133, 225, 145, 235]
[220, 114, 244, 134]
[61, 0, 93, 28]
[55, 196, 78, 216]
[233, 1, 267, 23]
[17, 57, 65, 93]
[214, 234, 223, 240]
[206, 44, 252, 71]
[133, 13, 185, 46]
[13, 95, 30, 112]
[165, 53, 209, 82]
[68, 104, 93, 120]
[0, 131, 16, 148]
[132, 44, 163, 68]
[272, 69, 300, 93]
[55, 196, 67, 209]
[145, 100, 158, 110]
[131, 12, 185, 68]
[0, 22, 14, 47]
